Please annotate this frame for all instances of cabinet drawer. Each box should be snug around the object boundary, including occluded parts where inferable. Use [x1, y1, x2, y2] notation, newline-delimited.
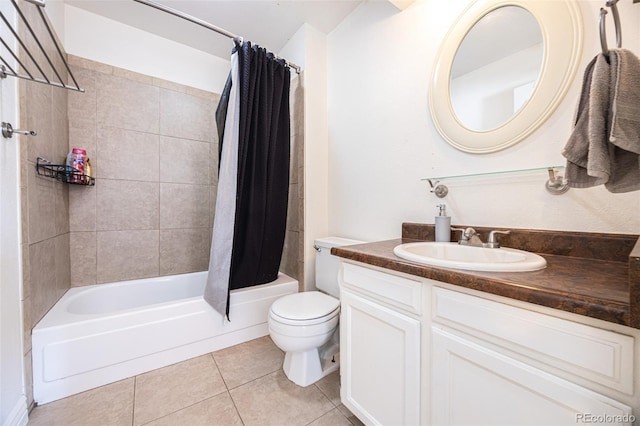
[341, 263, 422, 315]
[432, 287, 634, 395]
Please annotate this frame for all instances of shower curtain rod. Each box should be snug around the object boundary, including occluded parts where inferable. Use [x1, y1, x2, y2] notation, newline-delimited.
[133, 0, 302, 74]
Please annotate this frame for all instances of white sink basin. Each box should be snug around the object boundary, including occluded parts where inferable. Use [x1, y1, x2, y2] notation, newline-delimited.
[393, 242, 547, 272]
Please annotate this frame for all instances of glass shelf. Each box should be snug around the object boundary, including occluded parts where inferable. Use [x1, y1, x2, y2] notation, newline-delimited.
[36, 157, 95, 186]
[421, 165, 564, 182]
[422, 165, 568, 197]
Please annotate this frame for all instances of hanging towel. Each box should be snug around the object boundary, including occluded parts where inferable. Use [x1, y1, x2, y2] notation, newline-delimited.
[605, 49, 640, 193]
[562, 49, 640, 193]
[562, 54, 611, 188]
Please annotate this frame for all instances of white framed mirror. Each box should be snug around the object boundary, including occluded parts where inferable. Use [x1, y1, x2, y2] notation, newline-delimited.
[429, 0, 583, 154]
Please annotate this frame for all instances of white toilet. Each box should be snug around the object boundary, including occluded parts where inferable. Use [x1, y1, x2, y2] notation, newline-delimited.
[268, 237, 363, 387]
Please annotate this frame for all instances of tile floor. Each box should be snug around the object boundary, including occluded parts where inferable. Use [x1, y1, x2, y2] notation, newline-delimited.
[28, 336, 363, 426]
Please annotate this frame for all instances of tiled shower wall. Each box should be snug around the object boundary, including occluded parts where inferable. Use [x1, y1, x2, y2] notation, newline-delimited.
[66, 56, 305, 287]
[18, 3, 71, 407]
[281, 74, 305, 290]
[66, 56, 219, 285]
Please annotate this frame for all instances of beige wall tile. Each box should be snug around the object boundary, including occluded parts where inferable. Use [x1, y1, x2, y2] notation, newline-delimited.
[54, 233, 71, 298]
[112, 67, 154, 85]
[159, 228, 210, 275]
[97, 127, 159, 181]
[290, 74, 305, 137]
[52, 88, 69, 157]
[160, 183, 209, 229]
[54, 183, 69, 235]
[70, 231, 97, 287]
[25, 83, 54, 164]
[286, 183, 299, 231]
[159, 89, 214, 142]
[159, 136, 210, 184]
[209, 141, 219, 186]
[133, 354, 226, 425]
[22, 296, 32, 354]
[97, 73, 159, 134]
[96, 180, 159, 231]
[97, 230, 159, 283]
[68, 55, 113, 74]
[23, 351, 33, 408]
[69, 184, 96, 232]
[68, 66, 97, 128]
[29, 238, 56, 325]
[281, 230, 299, 280]
[28, 163, 56, 244]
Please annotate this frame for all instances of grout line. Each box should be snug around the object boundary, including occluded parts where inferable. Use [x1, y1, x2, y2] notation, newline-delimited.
[210, 352, 245, 425]
[131, 376, 137, 426]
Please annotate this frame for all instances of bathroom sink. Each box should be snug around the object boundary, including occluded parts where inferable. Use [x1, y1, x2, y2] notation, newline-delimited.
[393, 242, 547, 272]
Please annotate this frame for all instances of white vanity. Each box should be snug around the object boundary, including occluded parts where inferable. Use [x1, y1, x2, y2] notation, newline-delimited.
[336, 231, 639, 426]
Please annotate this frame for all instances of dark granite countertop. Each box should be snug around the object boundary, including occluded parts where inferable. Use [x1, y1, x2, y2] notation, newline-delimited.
[332, 223, 640, 329]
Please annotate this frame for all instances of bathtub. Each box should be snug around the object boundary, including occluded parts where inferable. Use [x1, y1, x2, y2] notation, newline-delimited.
[32, 271, 298, 404]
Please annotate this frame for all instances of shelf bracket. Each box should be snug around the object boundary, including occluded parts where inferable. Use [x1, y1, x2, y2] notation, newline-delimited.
[545, 167, 570, 195]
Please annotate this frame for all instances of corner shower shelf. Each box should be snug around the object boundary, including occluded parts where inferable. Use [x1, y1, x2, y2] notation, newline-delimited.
[36, 157, 94, 186]
[422, 165, 569, 197]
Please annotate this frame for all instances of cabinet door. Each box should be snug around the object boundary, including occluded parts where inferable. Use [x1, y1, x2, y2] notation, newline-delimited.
[341, 290, 421, 426]
[431, 327, 633, 426]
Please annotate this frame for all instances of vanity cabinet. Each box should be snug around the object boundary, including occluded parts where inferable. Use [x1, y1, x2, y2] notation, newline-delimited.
[339, 261, 638, 426]
[340, 263, 422, 426]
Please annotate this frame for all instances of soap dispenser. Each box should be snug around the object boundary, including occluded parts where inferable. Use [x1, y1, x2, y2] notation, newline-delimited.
[435, 204, 451, 242]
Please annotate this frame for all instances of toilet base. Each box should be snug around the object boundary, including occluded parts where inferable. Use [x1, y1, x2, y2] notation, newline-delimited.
[282, 333, 340, 387]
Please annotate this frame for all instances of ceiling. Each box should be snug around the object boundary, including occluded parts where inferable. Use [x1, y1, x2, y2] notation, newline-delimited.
[64, 0, 365, 60]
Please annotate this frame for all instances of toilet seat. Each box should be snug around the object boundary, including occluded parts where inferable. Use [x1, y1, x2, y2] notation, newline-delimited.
[269, 291, 339, 326]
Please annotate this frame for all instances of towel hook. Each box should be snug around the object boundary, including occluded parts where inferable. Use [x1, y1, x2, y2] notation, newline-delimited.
[599, 0, 622, 57]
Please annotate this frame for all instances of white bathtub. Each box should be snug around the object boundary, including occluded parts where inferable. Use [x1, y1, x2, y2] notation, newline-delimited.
[32, 271, 298, 404]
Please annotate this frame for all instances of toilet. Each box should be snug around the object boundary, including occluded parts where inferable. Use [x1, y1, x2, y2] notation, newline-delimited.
[268, 237, 363, 387]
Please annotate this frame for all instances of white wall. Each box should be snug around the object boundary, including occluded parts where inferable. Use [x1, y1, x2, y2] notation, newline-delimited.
[280, 24, 330, 290]
[0, 2, 28, 424]
[327, 0, 640, 241]
[64, 5, 230, 93]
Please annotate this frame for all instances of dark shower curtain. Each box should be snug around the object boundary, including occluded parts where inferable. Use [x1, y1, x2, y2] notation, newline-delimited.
[205, 41, 291, 318]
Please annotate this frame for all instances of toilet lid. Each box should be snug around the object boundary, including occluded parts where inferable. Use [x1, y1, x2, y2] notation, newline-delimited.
[270, 291, 339, 321]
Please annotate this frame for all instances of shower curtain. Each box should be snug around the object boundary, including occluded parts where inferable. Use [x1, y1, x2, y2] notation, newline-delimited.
[205, 41, 291, 318]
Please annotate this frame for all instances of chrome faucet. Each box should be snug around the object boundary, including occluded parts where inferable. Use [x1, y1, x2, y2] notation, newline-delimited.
[451, 227, 511, 248]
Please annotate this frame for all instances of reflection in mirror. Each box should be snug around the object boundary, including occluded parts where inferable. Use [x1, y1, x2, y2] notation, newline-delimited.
[450, 6, 543, 131]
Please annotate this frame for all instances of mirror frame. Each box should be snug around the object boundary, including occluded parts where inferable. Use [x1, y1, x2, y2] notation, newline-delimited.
[429, 0, 583, 154]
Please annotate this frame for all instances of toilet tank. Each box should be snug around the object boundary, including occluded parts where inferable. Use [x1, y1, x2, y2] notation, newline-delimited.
[315, 237, 364, 298]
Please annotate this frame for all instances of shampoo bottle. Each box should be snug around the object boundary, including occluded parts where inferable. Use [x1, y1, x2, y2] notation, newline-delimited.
[435, 204, 451, 242]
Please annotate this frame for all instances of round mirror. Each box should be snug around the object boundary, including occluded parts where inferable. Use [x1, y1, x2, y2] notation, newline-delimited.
[450, 6, 543, 131]
[429, 0, 583, 153]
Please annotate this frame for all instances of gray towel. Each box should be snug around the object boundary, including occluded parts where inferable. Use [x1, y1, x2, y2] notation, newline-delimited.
[562, 49, 640, 193]
[606, 49, 640, 193]
[562, 54, 610, 188]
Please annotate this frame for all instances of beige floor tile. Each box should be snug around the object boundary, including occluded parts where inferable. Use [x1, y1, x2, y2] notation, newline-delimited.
[213, 336, 284, 389]
[307, 408, 353, 426]
[28, 378, 134, 426]
[144, 392, 242, 426]
[229, 370, 334, 426]
[337, 404, 365, 426]
[133, 354, 227, 425]
[314, 370, 341, 406]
